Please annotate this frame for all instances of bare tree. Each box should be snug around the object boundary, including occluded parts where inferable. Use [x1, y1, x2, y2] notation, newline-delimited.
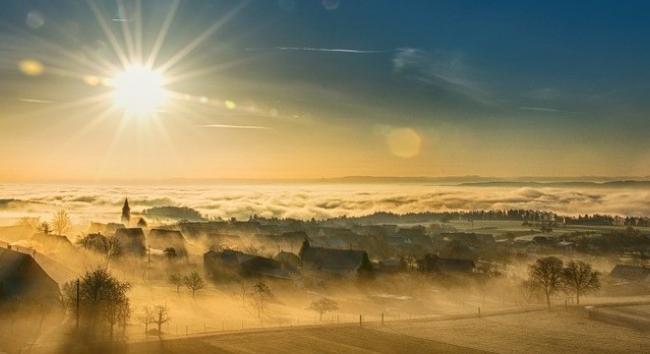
[519, 279, 539, 304]
[152, 305, 170, 337]
[251, 281, 272, 320]
[562, 260, 601, 305]
[308, 298, 339, 321]
[140, 306, 154, 334]
[528, 257, 564, 309]
[183, 271, 204, 297]
[51, 209, 71, 235]
[239, 280, 249, 305]
[168, 273, 183, 293]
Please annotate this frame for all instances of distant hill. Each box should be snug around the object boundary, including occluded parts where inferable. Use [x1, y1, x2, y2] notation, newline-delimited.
[458, 180, 650, 188]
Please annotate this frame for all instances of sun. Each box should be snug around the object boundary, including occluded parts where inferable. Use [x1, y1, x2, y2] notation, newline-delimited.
[111, 65, 167, 116]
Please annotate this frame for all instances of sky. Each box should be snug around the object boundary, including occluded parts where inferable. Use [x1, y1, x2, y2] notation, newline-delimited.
[1, 0, 650, 181]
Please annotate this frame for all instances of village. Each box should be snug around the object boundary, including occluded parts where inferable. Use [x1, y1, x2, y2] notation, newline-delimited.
[0, 197, 649, 353]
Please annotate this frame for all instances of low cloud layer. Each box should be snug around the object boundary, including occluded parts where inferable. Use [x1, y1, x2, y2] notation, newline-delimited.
[1, 183, 650, 225]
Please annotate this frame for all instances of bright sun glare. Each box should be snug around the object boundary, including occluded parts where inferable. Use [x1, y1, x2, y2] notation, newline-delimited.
[111, 65, 167, 116]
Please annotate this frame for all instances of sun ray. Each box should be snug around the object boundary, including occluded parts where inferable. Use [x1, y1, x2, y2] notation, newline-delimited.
[145, 0, 180, 69]
[157, 1, 249, 74]
[134, 0, 143, 63]
[117, 0, 136, 63]
[11, 93, 113, 120]
[164, 56, 257, 85]
[1, 22, 116, 76]
[45, 104, 118, 161]
[95, 111, 131, 180]
[86, 0, 130, 68]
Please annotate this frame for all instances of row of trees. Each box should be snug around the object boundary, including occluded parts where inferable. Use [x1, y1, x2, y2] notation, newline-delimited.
[524, 257, 600, 308]
[168, 271, 205, 296]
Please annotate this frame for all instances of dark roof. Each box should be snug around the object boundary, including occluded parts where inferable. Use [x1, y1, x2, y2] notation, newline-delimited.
[82, 233, 110, 253]
[610, 265, 650, 281]
[300, 242, 369, 274]
[204, 249, 254, 266]
[148, 229, 187, 255]
[115, 228, 146, 256]
[32, 233, 72, 245]
[436, 258, 476, 273]
[204, 250, 292, 279]
[148, 229, 185, 244]
[274, 251, 301, 270]
[0, 247, 60, 305]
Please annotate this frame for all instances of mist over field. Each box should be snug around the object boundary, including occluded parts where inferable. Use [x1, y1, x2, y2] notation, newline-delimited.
[2, 183, 650, 225]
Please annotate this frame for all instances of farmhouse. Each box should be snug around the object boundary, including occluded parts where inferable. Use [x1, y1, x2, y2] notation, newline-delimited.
[148, 229, 188, 257]
[0, 247, 61, 306]
[204, 249, 292, 280]
[115, 228, 146, 257]
[274, 251, 301, 272]
[299, 239, 372, 276]
[81, 233, 111, 254]
[610, 264, 650, 282]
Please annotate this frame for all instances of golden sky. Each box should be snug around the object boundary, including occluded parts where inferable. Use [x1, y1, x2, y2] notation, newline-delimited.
[1, 1, 650, 182]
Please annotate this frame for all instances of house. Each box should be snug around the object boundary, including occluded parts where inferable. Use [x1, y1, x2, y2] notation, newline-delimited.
[610, 264, 650, 282]
[440, 232, 495, 245]
[31, 233, 75, 253]
[0, 247, 61, 306]
[147, 229, 187, 257]
[81, 233, 111, 254]
[274, 251, 301, 272]
[299, 239, 372, 276]
[87, 222, 125, 235]
[204, 249, 293, 280]
[114, 228, 146, 257]
[376, 257, 404, 273]
[417, 254, 475, 274]
[436, 257, 476, 273]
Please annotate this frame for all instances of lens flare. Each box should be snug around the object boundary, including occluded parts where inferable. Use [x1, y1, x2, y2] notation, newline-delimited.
[18, 59, 45, 76]
[387, 127, 422, 158]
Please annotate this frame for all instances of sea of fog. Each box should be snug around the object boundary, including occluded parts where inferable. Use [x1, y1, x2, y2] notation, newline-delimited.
[1, 183, 650, 225]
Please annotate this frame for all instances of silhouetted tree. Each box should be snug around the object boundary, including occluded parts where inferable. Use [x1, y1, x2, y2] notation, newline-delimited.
[164, 247, 177, 260]
[562, 261, 600, 305]
[528, 257, 564, 309]
[308, 298, 338, 321]
[252, 281, 272, 320]
[168, 273, 183, 293]
[152, 305, 170, 337]
[183, 271, 204, 297]
[38, 222, 50, 235]
[62, 269, 131, 340]
[140, 306, 154, 334]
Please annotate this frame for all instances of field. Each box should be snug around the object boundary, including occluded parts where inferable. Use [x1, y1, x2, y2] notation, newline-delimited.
[33, 307, 648, 354]
[377, 309, 650, 353]
[124, 326, 485, 354]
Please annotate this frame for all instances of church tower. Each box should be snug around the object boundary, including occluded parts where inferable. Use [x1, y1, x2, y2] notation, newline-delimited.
[121, 198, 131, 225]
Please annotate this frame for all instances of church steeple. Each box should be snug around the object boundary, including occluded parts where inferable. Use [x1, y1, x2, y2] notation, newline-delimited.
[121, 198, 130, 225]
